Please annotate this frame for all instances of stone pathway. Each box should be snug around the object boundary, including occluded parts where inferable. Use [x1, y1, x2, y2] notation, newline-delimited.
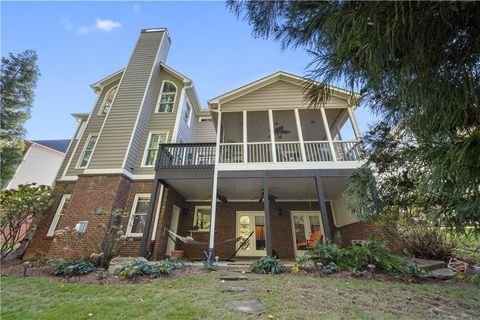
[220, 284, 247, 293]
[410, 258, 457, 280]
[226, 299, 266, 315]
[220, 275, 249, 281]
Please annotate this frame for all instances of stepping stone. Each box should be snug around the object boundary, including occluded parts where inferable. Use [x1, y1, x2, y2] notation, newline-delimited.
[220, 275, 248, 281]
[226, 299, 266, 315]
[220, 284, 247, 293]
[232, 269, 251, 274]
[429, 268, 457, 280]
[412, 258, 446, 271]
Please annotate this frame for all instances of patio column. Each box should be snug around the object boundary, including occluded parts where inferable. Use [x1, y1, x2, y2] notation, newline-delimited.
[294, 108, 307, 162]
[347, 107, 361, 140]
[206, 110, 222, 261]
[314, 172, 332, 242]
[140, 176, 161, 258]
[320, 107, 337, 161]
[268, 109, 277, 163]
[243, 110, 247, 163]
[263, 174, 273, 256]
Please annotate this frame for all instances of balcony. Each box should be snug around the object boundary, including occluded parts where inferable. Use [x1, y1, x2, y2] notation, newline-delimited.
[157, 140, 362, 170]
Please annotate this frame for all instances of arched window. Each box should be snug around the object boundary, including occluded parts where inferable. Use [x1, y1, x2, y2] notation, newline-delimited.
[157, 81, 177, 112]
[99, 85, 117, 115]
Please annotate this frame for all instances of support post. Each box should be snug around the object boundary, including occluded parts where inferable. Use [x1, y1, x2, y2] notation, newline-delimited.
[207, 110, 222, 261]
[268, 109, 277, 163]
[140, 177, 160, 258]
[320, 107, 337, 161]
[294, 108, 307, 162]
[347, 107, 361, 140]
[263, 174, 273, 256]
[243, 110, 247, 163]
[314, 172, 332, 243]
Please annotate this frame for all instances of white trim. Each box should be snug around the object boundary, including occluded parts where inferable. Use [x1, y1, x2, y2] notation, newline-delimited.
[75, 134, 98, 169]
[171, 87, 186, 142]
[58, 176, 78, 181]
[186, 199, 333, 203]
[243, 110, 247, 163]
[320, 107, 337, 162]
[47, 194, 71, 237]
[193, 205, 211, 231]
[151, 185, 165, 241]
[97, 85, 118, 116]
[90, 68, 125, 91]
[126, 193, 151, 237]
[268, 109, 277, 163]
[290, 211, 324, 256]
[79, 168, 155, 180]
[27, 141, 66, 156]
[294, 108, 307, 162]
[208, 110, 222, 249]
[156, 80, 178, 113]
[160, 63, 191, 83]
[141, 131, 169, 167]
[217, 160, 364, 171]
[122, 34, 166, 170]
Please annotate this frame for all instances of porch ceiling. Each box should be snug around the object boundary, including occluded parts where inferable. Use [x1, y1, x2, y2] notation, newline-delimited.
[166, 176, 349, 202]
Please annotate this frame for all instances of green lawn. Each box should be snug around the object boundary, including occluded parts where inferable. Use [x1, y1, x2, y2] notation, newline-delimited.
[1, 271, 479, 320]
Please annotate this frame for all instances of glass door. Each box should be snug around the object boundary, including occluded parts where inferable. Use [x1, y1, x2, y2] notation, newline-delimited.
[291, 211, 324, 255]
[236, 211, 266, 257]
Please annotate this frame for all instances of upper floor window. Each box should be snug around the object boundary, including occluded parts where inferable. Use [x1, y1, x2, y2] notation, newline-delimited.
[157, 81, 177, 112]
[184, 102, 192, 127]
[98, 86, 117, 115]
[77, 134, 98, 168]
[143, 132, 168, 166]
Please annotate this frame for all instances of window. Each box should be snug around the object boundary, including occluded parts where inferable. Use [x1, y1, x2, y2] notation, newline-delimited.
[75, 221, 88, 233]
[143, 132, 168, 166]
[157, 81, 177, 112]
[198, 117, 212, 122]
[47, 194, 71, 236]
[98, 86, 117, 115]
[193, 206, 211, 231]
[126, 195, 150, 237]
[184, 102, 192, 127]
[77, 135, 98, 168]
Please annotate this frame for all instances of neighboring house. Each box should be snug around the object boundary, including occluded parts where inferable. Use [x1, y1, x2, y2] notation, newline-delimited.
[26, 28, 382, 261]
[6, 139, 70, 189]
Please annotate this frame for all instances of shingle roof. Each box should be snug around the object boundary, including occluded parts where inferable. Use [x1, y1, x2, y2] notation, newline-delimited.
[31, 140, 70, 153]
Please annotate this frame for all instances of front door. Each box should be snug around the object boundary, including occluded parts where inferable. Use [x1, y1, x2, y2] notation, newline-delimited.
[166, 205, 180, 256]
[291, 211, 324, 255]
[236, 211, 266, 257]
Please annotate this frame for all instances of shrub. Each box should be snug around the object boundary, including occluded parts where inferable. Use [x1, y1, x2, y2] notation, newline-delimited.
[295, 253, 315, 270]
[118, 261, 152, 279]
[49, 259, 95, 276]
[311, 242, 344, 265]
[400, 226, 454, 261]
[323, 262, 341, 275]
[150, 258, 184, 277]
[251, 256, 286, 274]
[340, 239, 401, 273]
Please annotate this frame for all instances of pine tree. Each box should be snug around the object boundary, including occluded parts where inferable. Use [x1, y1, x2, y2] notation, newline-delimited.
[1, 50, 40, 188]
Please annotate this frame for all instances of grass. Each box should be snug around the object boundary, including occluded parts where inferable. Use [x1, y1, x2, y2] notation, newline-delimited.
[1, 271, 479, 320]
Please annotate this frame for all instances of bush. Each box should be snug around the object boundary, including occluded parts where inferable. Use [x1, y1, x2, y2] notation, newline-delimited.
[340, 239, 401, 273]
[295, 253, 315, 270]
[251, 256, 286, 274]
[400, 226, 454, 261]
[311, 242, 344, 265]
[323, 262, 341, 275]
[118, 258, 184, 279]
[49, 259, 95, 276]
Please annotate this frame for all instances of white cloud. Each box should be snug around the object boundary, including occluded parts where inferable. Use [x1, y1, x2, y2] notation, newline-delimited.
[60, 18, 73, 30]
[96, 19, 122, 32]
[133, 4, 140, 14]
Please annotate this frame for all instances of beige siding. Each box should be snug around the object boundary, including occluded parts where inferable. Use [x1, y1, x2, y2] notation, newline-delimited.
[175, 93, 196, 143]
[65, 80, 120, 176]
[221, 80, 347, 111]
[56, 120, 83, 179]
[88, 31, 165, 170]
[133, 70, 184, 175]
[194, 118, 216, 142]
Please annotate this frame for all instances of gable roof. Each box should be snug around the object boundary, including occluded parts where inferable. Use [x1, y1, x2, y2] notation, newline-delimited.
[30, 140, 71, 153]
[208, 71, 360, 107]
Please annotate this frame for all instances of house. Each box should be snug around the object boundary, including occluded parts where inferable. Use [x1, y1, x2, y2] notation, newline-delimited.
[6, 139, 70, 189]
[26, 28, 381, 261]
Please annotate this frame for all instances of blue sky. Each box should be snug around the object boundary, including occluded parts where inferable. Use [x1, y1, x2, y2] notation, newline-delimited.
[2, 1, 375, 140]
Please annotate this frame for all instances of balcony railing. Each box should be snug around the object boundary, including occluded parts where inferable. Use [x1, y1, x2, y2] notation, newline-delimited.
[157, 141, 362, 169]
[157, 143, 216, 169]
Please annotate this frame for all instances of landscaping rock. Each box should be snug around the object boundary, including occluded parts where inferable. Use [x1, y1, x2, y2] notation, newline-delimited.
[226, 299, 266, 315]
[220, 275, 248, 281]
[220, 284, 247, 293]
[108, 257, 148, 274]
[413, 258, 446, 271]
[429, 268, 457, 280]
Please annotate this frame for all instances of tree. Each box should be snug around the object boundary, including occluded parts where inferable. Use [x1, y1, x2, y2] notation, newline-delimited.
[0, 184, 52, 260]
[1, 50, 40, 188]
[228, 1, 480, 230]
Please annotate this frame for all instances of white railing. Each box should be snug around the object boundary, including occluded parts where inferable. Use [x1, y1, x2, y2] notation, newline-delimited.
[219, 143, 243, 163]
[332, 141, 362, 161]
[304, 141, 333, 162]
[275, 142, 302, 162]
[247, 142, 272, 163]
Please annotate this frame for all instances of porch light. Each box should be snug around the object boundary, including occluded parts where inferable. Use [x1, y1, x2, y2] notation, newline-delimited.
[182, 208, 189, 215]
[277, 207, 283, 217]
[95, 203, 104, 215]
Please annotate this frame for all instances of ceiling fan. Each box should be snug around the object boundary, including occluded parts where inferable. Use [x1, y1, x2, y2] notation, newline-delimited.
[251, 191, 279, 203]
[203, 191, 228, 203]
[267, 122, 292, 139]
